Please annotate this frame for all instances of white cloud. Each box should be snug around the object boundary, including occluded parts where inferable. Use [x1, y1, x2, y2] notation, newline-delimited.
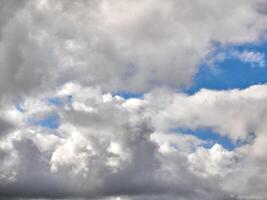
[1, 0, 267, 97]
[146, 84, 267, 141]
[236, 50, 266, 67]
[0, 84, 267, 199]
[1, 0, 267, 199]
[210, 50, 266, 67]
[188, 144, 238, 177]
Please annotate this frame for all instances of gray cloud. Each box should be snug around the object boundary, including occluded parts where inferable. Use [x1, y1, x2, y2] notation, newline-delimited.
[0, 0, 27, 37]
[1, 0, 267, 200]
[0, 117, 13, 138]
[0, 84, 266, 199]
[1, 0, 267, 98]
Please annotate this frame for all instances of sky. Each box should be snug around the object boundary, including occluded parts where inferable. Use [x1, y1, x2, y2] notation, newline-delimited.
[1, 0, 267, 200]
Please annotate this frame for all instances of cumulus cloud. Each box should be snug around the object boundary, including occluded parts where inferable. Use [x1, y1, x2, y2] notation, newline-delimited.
[1, 0, 267, 97]
[1, 0, 267, 200]
[0, 84, 202, 199]
[146, 84, 267, 140]
[0, 84, 266, 199]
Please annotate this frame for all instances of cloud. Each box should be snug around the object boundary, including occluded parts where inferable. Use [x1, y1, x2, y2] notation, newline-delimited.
[235, 50, 266, 67]
[146, 84, 267, 141]
[1, 0, 267, 98]
[0, 84, 266, 199]
[0, 117, 14, 139]
[0, 0, 27, 37]
[1, 0, 267, 199]
[205, 49, 266, 68]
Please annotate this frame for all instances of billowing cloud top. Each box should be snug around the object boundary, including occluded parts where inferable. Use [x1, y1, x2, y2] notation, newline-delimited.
[1, 0, 267, 200]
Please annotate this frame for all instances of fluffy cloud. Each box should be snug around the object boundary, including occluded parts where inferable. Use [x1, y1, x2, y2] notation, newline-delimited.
[0, 84, 267, 199]
[1, 0, 267, 199]
[146, 84, 267, 140]
[1, 0, 267, 97]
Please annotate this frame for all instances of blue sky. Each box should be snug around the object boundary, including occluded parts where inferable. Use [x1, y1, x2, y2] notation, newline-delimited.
[181, 42, 267, 149]
[186, 42, 267, 94]
[169, 127, 242, 150]
[114, 42, 267, 98]
[30, 113, 60, 129]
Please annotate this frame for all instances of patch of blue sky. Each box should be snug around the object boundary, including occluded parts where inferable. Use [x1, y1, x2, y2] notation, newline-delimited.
[29, 113, 59, 129]
[16, 95, 73, 130]
[185, 41, 267, 94]
[47, 97, 64, 106]
[48, 95, 73, 107]
[113, 91, 143, 99]
[169, 127, 238, 150]
[16, 103, 25, 113]
[66, 95, 73, 107]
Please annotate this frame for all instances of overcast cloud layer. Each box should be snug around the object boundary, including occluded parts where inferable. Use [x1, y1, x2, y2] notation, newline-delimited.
[1, 0, 267, 200]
